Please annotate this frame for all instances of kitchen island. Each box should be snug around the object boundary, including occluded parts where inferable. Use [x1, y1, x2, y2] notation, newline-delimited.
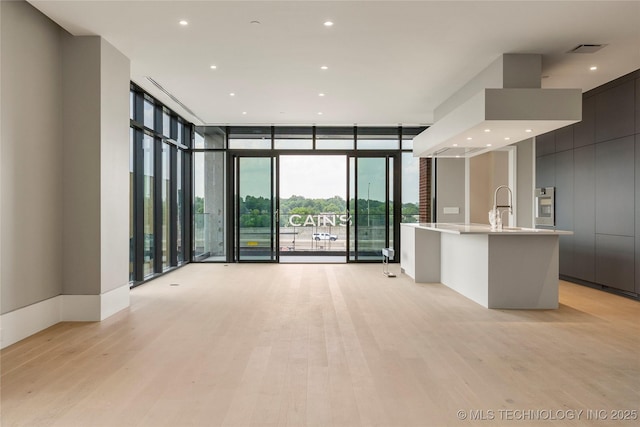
[400, 223, 572, 309]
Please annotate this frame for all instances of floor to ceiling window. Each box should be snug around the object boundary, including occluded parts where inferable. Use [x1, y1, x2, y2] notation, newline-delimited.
[129, 84, 190, 286]
[193, 127, 226, 261]
[142, 133, 155, 276]
[161, 142, 171, 270]
[130, 88, 426, 280]
[190, 125, 425, 263]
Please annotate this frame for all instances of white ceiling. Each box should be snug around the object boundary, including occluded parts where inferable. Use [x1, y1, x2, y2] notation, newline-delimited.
[29, 0, 640, 126]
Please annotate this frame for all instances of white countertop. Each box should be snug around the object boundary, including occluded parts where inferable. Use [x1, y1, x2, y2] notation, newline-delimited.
[401, 222, 573, 236]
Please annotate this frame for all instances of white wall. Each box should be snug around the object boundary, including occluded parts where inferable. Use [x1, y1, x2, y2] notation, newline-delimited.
[1, 0, 64, 313]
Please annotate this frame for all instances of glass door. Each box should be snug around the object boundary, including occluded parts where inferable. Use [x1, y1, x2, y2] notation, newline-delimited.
[348, 155, 395, 261]
[235, 156, 278, 261]
[278, 155, 348, 263]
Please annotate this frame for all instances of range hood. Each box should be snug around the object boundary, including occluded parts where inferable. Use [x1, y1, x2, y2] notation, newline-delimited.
[413, 54, 582, 158]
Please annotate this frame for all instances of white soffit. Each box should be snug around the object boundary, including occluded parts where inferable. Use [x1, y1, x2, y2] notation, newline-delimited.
[413, 54, 583, 158]
[413, 88, 582, 158]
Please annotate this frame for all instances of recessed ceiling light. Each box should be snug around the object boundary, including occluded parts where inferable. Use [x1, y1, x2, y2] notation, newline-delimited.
[242, 111, 247, 115]
[484, 129, 491, 133]
[319, 93, 325, 97]
[324, 21, 334, 27]
[504, 137, 511, 141]
[179, 20, 188, 26]
[525, 129, 533, 133]
[590, 66, 598, 71]
[210, 65, 217, 69]
[453, 144, 458, 147]
[486, 144, 492, 147]
[229, 93, 235, 97]
[318, 112, 323, 115]
[466, 137, 472, 141]
[320, 66, 328, 70]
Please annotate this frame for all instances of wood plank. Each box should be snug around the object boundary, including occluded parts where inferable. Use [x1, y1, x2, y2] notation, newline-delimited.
[1, 263, 638, 426]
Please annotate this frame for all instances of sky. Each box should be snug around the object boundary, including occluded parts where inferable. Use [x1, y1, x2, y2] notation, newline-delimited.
[280, 155, 347, 199]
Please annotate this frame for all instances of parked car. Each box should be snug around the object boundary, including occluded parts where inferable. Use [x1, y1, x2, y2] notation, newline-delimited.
[313, 232, 337, 241]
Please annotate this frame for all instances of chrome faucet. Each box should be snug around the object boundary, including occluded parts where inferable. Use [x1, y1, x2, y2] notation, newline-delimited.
[492, 185, 513, 229]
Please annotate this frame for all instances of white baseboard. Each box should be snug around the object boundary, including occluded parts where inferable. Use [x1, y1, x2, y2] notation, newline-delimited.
[0, 296, 61, 349]
[98, 284, 130, 320]
[0, 284, 130, 349]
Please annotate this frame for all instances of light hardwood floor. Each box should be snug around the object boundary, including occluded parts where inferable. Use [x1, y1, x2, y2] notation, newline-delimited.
[1, 263, 639, 426]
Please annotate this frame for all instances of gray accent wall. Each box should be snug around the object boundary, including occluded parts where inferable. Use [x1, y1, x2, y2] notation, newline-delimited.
[515, 138, 534, 228]
[536, 69, 640, 296]
[1, 0, 64, 313]
[1, 1, 130, 319]
[436, 158, 466, 223]
[62, 35, 102, 295]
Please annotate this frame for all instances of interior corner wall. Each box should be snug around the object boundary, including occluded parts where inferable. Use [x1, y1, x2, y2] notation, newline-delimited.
[61, 35, 102, 295]
[1, 0, 64, 314]
[99, 38, 130, 294]
[435, 158, 466, 222]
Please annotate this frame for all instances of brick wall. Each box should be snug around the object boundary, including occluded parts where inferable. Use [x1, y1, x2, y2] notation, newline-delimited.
[419, 158, 431, 222]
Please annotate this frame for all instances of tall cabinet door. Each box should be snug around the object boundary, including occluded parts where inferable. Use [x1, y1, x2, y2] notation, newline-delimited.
[555, 150, 574, 277]
[573, 145, 596, 282]
[595, 136, 635, 292]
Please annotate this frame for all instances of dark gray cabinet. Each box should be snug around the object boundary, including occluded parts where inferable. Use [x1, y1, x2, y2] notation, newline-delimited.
[574, 96, 595, 148]
[595, 80, 635, 143]
[536, 132, 555, 156]
[596, 234, 635, 292]
[555, 126, 574, 152]
[594, 136, 635, 293]
[595, 136, 635, 237]
[573, 145, 595, 282]
[555, 150, 574, 276]
[535, 153, 555, 189]
[636, 135, 640, 294]
[537, 71, 639, 296]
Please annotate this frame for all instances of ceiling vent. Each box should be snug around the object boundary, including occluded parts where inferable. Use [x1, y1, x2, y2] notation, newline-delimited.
[145, 76, 204, 123]
[568, 44, 606, 54]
